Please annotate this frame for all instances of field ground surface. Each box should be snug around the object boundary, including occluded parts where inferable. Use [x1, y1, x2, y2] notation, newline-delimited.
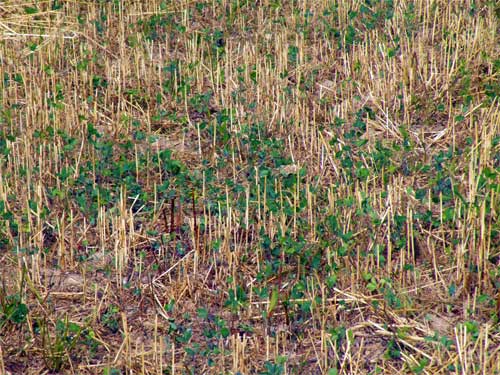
[1, 0, 500, 374]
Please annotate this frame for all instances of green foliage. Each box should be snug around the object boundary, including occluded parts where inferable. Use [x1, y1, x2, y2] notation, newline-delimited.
[260, 358, 286, 375]
[0, 292, 28, 329]
[100, 305, 120, 333]
[39, 315, 88, 372]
